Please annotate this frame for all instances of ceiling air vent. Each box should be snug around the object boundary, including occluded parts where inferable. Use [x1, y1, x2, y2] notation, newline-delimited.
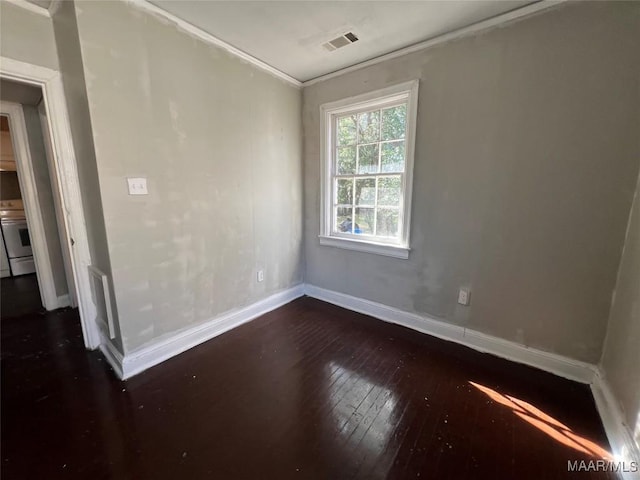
[323, 32, 359, 52]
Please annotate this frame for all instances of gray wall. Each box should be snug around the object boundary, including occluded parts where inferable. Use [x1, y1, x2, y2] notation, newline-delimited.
[22, 104, 68, 297]
[0, 2, 59, 71]
[303, 2, 640, 363]
[72, 1, 303, 353]
[601, 172, 640, 447]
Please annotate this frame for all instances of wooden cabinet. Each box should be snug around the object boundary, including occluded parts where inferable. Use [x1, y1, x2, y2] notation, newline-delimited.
[0, 131, 17, 171]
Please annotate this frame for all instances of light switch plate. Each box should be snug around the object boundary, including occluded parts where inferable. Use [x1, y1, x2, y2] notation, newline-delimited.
[127, 177, 148, 195]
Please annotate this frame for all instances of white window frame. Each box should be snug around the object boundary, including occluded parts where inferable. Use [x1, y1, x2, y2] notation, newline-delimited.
[319, 80, 419, 259]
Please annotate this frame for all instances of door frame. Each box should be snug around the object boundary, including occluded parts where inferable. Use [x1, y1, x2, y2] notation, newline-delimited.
[1, 101, 60, 310]
[1, 56, 101, 350]
[38, 100, 77, 308]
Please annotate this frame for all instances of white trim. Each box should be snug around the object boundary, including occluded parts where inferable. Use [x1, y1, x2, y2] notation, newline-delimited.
[320, 80, 418, 257]
[304, 284, 596, 384]
[1, 101, 58, 311]
[104, 285, 305, 380]
[38, 100, 77, 307]
[99, 336, 125, 380]
[318, 235, 409, 259]
[591, 371, 640, 479]
[303, 1, 566, 87]
[88, 264, 116, 339]
[1, 57, 101, 350]
[128, 0, 302, 89]
[57, 294, 70, 308]
[3, 0, 51, 17]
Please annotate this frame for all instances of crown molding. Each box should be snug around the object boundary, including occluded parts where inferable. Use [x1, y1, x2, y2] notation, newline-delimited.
[302, 0, 566, 87]
[6, 0, 566, 90]
[3, 0, 51, 17]
[128, 0, 302, 89]
[48, 0, 62, 16]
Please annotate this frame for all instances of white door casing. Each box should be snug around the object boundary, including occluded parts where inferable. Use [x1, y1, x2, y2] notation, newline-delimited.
[0, 56, 101, 349]
[38, 100, 77, 307]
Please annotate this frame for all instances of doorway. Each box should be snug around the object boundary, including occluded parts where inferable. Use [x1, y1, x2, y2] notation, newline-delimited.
[1, 57, 101, 350]
[1, 92, 73, 317]
[1, 88, 75, 314]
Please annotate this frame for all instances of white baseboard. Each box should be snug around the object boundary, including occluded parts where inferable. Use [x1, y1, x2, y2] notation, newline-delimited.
[303, 284, 596, 384]
[99, 336, 125, 380]
[591, 371, 640, 479]
[56, 294, 70, 308]
[101, 284, 305, 380]
[304, 284, 640, 476]
[94, 280, 638, 477]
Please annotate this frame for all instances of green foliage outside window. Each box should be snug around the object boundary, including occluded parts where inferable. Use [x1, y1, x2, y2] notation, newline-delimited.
[333, 103, 407, 238]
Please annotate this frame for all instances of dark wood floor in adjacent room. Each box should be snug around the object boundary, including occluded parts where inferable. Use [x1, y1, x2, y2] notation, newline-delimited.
[1, 274, 43, 318]
[1, 296, 614, 479]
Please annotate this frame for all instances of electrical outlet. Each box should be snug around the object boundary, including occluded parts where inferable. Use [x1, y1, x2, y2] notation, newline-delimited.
[257, 270, 264, 282]
[458, 288, 470, 306]
[127, 177, 148, 195]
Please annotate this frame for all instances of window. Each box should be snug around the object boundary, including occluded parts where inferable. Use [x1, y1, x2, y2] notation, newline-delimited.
[319, 80, 419, 259]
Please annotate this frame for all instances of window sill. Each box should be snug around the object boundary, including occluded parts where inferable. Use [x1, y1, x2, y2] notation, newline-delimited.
[318, 235, 410, 259]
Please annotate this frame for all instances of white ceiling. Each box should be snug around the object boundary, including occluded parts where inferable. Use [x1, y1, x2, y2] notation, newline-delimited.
[150, 0, 535, 82]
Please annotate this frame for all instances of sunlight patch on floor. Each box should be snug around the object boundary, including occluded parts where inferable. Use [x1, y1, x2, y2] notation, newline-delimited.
[469, 381, 612, 460]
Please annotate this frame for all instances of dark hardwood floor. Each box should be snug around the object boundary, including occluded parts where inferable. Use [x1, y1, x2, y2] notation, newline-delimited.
[1, 296, 614, 479]
[1, 274, 43, 318]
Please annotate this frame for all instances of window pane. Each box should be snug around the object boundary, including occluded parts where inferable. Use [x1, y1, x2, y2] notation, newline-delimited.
[376, 208, 400, 237]
[355, 178, 375, 206]
[337, 146, 356, 175]
[377, 176, 402, 206]
[381, 141, 405, 172]
[381, 105, 407, 141]
[354, 208, 374, 235]
[357, 110, 380, 143]
[337, 115, 357, 146]
[357, 144, 379, 174]
[336, 178, 353, 205]
[336, 206, 354, 233]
